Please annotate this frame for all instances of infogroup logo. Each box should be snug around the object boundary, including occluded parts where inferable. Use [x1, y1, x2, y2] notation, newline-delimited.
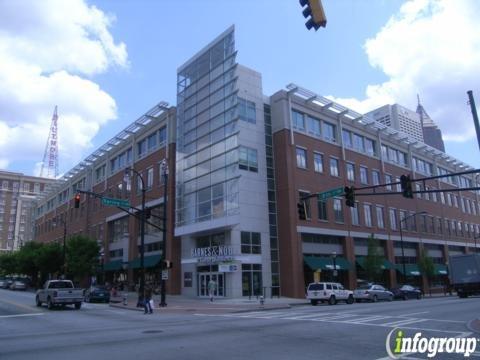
[385, 328, 478, 358]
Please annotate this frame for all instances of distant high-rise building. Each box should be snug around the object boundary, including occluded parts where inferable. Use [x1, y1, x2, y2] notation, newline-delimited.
[366, 104, 425, 143]
[0, 171, 55, 252]
[416, 95, 445, 152]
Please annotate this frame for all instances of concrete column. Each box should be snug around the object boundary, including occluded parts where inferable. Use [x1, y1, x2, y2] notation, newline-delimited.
[343, 236, 356, 290]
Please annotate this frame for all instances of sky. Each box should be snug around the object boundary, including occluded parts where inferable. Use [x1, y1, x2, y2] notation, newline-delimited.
[0, 0, 479, 177]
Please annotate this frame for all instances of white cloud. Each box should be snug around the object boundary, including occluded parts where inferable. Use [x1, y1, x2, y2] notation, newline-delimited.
[0, 0, 127, 175]
[331, 0, 480, 142]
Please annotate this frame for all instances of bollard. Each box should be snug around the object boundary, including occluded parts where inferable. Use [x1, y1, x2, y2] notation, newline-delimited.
[259, 295, 264, 307]
[123, 293, 127, 306]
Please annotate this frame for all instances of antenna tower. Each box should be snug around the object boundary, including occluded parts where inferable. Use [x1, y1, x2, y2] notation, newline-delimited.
[40, 106, 59, 178]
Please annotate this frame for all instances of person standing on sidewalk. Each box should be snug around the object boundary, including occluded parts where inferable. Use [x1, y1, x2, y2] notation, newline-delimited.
[208, 277, 217, 302]
[144, 285, 153, 314]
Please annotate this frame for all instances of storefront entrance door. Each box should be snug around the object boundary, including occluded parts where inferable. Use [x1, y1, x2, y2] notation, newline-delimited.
[198, 273, 224, 297]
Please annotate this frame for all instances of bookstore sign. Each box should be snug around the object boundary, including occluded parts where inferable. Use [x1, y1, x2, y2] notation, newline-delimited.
[191, 245, 234, 264]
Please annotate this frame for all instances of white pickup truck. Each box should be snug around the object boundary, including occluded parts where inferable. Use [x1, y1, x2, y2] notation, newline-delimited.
[36, 280, 84, 310]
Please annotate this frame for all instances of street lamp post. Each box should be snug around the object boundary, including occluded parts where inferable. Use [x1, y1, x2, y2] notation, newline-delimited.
[332, 251, 337, 279]
[399, 211, 427, 284]
[53, 216, 67, 278]
[160, 159, 168, 307]
[124, 167, 146, 304]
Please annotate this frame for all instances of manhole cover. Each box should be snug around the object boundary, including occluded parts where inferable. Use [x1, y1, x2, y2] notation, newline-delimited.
[142, 330, 163, 334]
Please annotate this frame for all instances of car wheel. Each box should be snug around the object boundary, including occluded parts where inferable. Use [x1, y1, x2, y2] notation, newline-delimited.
[75, 303, 82, 310]
[47, 297, 54, 310]
[346, 295, 354, 304]
[310, 299, 318, 306]
[35, 296, 42, 307]
[328, 296, 336, 305]
[372, 295, 378, 303]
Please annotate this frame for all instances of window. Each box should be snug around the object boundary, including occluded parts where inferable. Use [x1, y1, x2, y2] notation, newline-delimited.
[159, 127, 167, 146]
[399, 210, 407, 230]
[346, 163, 355, 181]
[322, 122, 336, 142]
[147, 132, 157, 150]
[365, 138, 375, 156]
[330, 158, 339, 177]
[241, 231, 261, 254]
[296, 147, 307, 169]
[292, 110, 305, 131]
[342, 129, 352, 148]
[364, 204, 372, 227]
[317, 199, 327, 221]
[96, 165, 106, 182]
[385, 175, 392, 190]
[353, 134, 364, 152]
[360, 167, 368, 184]
[314, 153, 323, 173]
[239, 146, 258, 172]
[238, 97, 256, 123]
[147, 168, 154, 190]
[351, 205, 360, 225]
[376, 206, 384, 228]
[137, 138, 147, 157]
[299, 191, 311, 219]
[333, 198, 344, 223]
[306, 116, 321, 137]
[389, 208, 397, 230]
[372, 170, 380, 186]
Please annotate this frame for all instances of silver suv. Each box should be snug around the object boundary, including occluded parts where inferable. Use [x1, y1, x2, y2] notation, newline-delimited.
[306, 282, 354, 305]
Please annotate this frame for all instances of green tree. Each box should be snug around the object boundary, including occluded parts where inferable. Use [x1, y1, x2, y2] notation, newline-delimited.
[364, 234, 385, 283]
[418, 248, 435, 296]
[16, 241, 42, 283]
[0, 252, 19, 275]
[66, 235, 99, 284]
[36, 242, 63, 286]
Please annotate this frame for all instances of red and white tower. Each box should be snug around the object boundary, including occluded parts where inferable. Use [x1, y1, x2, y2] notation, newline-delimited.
[40, 106, 59, 178]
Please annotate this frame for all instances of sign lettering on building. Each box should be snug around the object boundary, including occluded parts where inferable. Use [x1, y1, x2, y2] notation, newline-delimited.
[191, 245, 234, 264]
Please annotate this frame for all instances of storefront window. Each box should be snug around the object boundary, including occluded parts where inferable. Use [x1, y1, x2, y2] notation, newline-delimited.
[242, 264, 262, 296]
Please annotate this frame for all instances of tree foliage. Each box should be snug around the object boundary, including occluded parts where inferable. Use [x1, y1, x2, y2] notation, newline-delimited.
[36, 242, 63, 284]
[364, 234, 385, 283]
[66, 235, 99, 283]
[0, 252, 19, 275]
[418, 248, 435, 291]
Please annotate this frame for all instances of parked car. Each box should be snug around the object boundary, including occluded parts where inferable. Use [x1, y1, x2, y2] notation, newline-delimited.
[0, 278, 7, 289]
[353, 284, 393, 302]
[84, 285, 110, 303]
[391, 285, 422, 300]
[306, 282, 354, 305]
[1, 277, 14, 289]
[10, 280, 27, 291]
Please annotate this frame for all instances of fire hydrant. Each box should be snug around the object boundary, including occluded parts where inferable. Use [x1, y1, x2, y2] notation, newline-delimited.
[123, 293, 128, 306]
[259, 295, 264, 307]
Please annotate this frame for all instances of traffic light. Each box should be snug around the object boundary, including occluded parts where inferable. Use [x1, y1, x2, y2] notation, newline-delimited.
[299, 0, 327, 30]
[74, 194, 81, 208]
[400, 174, 414, 198]
[344, 186, 355, 208]
[162, 260, 172, 269]
[297, 202, 307, 220]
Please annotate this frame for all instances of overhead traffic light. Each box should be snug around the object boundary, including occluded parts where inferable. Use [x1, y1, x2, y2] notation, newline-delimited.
[297, 202, 307, 220]
[74, 194, 81, 208]
[344, 186, 355, 208]
[400, 174, 414, 198]
[299, 0, 327, 30]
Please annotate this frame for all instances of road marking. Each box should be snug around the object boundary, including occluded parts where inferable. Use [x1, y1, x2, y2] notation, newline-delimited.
[381, 318, 428, 327]
[0, 297, 37, 312]
[397, 311, 429, 317]
[0, 313, 44, 319]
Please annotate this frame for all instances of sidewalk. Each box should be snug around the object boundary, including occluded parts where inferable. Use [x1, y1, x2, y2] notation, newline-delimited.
[109, 292, 308, 314]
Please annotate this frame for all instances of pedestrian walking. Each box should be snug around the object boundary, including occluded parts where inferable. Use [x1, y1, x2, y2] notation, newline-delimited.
[144, 285, 153, 314]
[208, 277, 217, 302]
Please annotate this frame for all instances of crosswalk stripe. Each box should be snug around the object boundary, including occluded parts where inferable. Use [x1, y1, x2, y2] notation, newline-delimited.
[381, 318, 428, 327]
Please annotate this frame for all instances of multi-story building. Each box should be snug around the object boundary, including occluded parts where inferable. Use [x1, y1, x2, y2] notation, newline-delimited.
[34, 102, 180, 293]
[417, 96, 445, 152]
[0, 171, 55, 252]
[271, 84, 479, 298]
[33, 27, 479, 299]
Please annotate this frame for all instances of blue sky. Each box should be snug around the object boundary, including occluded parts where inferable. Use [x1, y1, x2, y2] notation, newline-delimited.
[0, 0, 479, 176]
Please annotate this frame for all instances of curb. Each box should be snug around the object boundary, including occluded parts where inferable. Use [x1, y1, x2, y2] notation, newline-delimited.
[109, 302, 293, 313]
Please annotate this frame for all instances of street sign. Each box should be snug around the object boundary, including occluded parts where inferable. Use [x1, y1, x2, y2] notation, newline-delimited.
[162, 270, 169, 280]
[317, 187, 344, 201]
[101, 197, 130, 208]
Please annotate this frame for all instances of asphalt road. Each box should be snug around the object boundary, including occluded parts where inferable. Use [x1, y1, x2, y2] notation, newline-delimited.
[0, 289, 479, 360]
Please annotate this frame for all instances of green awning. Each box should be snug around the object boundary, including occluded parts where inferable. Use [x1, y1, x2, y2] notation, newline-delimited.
[128, 255, 161, 269]
[434, 264, 448, 276]
[395, 264, 421, 276]
[304, 256, 352, 271]
[356, 257, 395, 270]
[103, 260, 123, 271]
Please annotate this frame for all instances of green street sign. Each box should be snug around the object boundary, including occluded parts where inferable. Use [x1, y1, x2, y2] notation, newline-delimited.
[317, 187, 344, 201]
[101, 197, 130, 208]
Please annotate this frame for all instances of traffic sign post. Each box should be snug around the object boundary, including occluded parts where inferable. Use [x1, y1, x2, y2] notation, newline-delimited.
[101, 197, 130, 208]
[317, 187, 344, 201]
